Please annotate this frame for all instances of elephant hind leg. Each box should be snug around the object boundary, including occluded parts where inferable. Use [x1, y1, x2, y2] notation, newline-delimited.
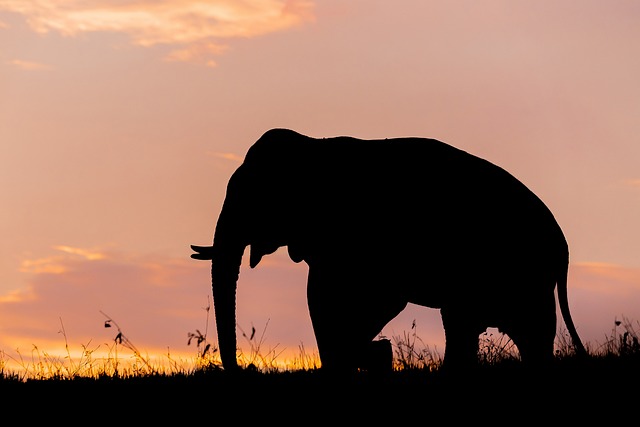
[361, 338, 393, 374]
[501, 292, 557, 369]
[506, 320, 556, 368]
[314, 334, 393, 374]
[511, 332, 555, 367]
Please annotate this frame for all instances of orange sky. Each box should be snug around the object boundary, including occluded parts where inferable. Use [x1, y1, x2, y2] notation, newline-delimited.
[1, 1, 639, 372]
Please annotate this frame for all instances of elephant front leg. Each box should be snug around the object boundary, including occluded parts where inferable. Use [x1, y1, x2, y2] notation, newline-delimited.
[440, 306, 484, 372]
[307, 279, 360, 373]
[306, 267, 403, 374]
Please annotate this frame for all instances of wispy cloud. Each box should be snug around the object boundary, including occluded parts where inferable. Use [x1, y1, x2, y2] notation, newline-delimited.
[19, 245, 106, 274]
[6, 59, 52, 70]
[0, 0, 315, 66]
[208, 151, 244, 163]
[571, 262, 640, 295]
[53, 245, 106, 260]
[624, 179, 640, 189]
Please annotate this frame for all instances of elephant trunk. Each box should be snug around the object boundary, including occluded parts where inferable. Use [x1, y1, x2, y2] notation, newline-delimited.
[191, 165, 249, 371]
[191, 239, 244, 371]
[210, 245, 243, 371]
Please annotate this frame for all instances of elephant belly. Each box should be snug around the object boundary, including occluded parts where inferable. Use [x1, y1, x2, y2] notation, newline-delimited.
[407, 290, 445, 309]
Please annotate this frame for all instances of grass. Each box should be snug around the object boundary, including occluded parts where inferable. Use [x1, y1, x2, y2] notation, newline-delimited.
[1, 312, 639, 407]
[0, 316, 638, 423]
[1, 318, 637, 377]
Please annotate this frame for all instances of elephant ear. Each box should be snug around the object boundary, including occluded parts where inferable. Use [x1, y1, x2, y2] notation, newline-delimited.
[249, 242, 280, 268]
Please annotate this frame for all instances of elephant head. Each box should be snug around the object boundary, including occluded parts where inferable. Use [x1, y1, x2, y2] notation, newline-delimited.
[191, 129, 310, 370]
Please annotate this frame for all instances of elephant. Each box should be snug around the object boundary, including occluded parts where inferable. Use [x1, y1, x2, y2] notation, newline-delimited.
[191, 128, 587, 374]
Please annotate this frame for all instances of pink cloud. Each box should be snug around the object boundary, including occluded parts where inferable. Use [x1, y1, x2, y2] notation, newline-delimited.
[0, 0, 315, 65]
[6, 59, 53, 70]
[625, 179, 640, 189]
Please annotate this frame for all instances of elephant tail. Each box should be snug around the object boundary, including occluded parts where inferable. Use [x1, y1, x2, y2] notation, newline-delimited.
[557, 261, 588, 357]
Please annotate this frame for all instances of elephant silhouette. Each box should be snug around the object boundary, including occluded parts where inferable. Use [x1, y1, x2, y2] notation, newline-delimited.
[191, 128, 587, 373]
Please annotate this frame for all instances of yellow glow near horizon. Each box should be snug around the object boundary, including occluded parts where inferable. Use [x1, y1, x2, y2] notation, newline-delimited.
[0, 339, 321, 378]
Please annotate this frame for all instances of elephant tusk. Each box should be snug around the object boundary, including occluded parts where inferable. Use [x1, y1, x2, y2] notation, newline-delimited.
[190, 245, 214, 260]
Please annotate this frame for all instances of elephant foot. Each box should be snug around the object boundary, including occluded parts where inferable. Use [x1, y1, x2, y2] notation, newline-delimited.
[360, 338, 393, 374]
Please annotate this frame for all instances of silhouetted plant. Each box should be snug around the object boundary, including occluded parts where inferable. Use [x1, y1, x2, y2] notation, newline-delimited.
[597, 316, 640, 358]
[392, 320, 443, 372]
[55, 317, 100, 379]
[187, 296, 221, 370]
[2, 319, 101, 381]
[477, 329, 520, 365]
[291, 342, 321, 371]
[554, 324, 593, 359]
[236, 319, 285, 372]
[101, 310, 156, 377]
[188, 329, 212, 356]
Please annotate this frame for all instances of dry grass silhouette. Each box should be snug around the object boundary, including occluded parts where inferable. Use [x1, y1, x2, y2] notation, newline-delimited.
[1, 313, 638, 425]
[1, 313, 638, 384]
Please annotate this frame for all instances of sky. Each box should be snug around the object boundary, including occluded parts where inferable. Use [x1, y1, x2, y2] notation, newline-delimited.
[1, 0, 639, 371]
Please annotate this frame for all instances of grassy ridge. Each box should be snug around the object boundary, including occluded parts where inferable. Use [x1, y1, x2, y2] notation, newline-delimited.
[1, 316, 638, 421]
[1, 316, 638, 380]
[2, 355, 637, 423]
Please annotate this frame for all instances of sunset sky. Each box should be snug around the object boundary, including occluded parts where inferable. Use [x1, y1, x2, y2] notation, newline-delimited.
[1, 1, 639, 370]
